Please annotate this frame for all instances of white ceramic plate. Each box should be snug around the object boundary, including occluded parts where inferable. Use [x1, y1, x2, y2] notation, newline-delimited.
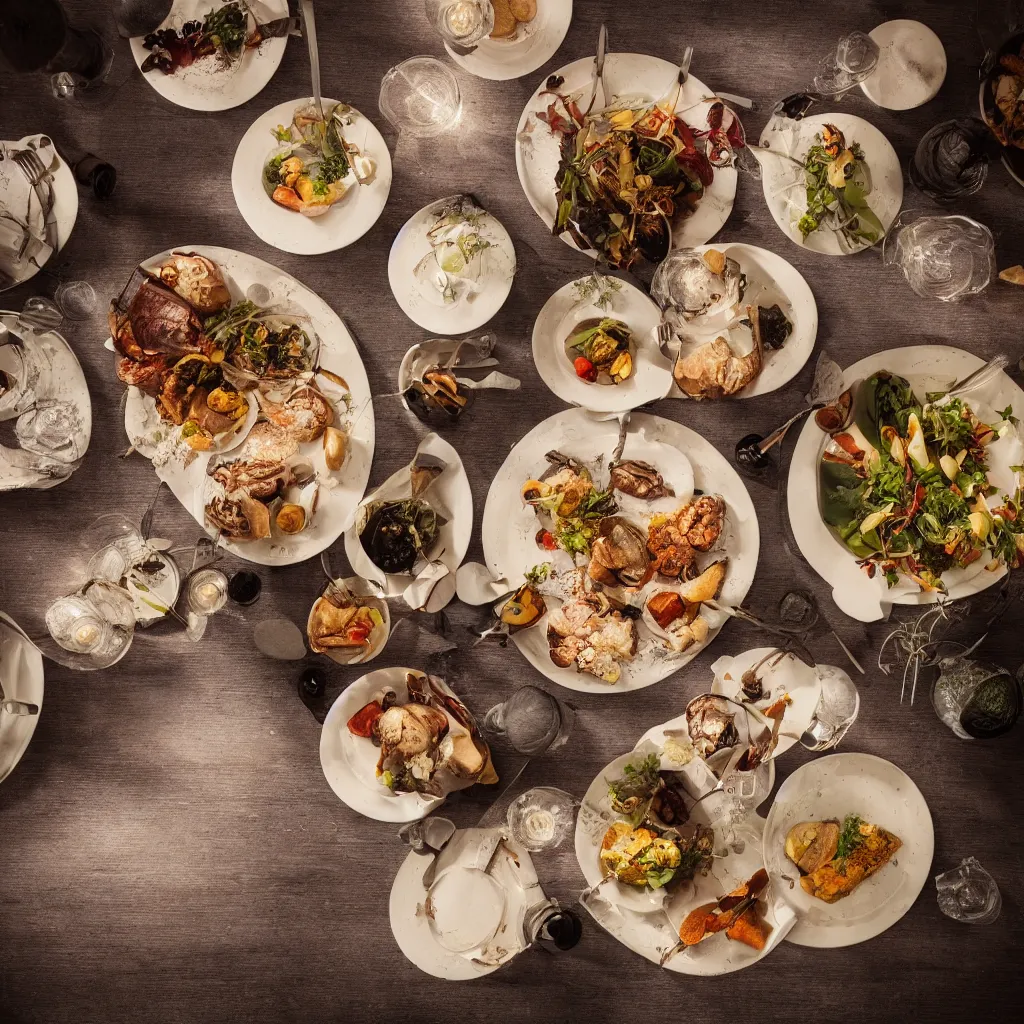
[117, 244, 374, 567]
[671, 243, 818, 398]
[0, 135, 79, 291]
[231, 97, 393, 255]
[387, 197, 516, 334]
[319, 666, 482, 823]
[787, 345, 1024, 621]
[306, 576, 391, 666]
[129, 0, 288, 112]
[532, 277, 671, 412]
[710, 648, 822, 758]
[575, 750, 791, 976]
[763, 753, 934, 948]
[390, 833, 540, 979]
[446, 0, 572, 81]
[481, 408, 760, 693]
[0, 613, 44, 785]
[0, 310, 92, 491]
[344, 433, 472, 614]
[758, 112, 903, 255]
[516, 53, 737, 255]
[860, 20, 947, 110]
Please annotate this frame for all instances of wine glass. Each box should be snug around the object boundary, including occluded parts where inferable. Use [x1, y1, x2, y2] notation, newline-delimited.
[378, 56, 462, 137]
[42, 579, 136, 671]
[799, 664, 859, 750]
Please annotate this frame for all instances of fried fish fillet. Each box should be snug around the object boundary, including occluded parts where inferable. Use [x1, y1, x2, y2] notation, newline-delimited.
[799, 821, 902, 903]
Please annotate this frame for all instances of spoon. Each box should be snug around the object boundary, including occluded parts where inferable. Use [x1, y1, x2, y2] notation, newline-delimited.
[735, 382, 857, 467]
[300, 0, 324, 122]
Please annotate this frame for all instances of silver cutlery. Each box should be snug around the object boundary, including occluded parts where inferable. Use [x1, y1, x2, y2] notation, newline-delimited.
[11, 148, 58, 253]
[583, 24, 608, 117]
[300, 1, 324, 122]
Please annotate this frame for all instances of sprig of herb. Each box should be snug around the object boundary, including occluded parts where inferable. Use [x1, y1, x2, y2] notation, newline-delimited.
[835, 814, 865, 860]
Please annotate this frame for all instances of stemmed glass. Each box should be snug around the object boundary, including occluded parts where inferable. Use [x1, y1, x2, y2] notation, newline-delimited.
[42, 579, 136, 671]
[506, 787, 577, 852]
[882, 210, 996, 302]
[799, 664, 860, 750]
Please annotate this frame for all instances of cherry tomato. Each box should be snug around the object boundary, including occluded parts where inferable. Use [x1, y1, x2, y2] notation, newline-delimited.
[574, 357, 597, 382]
[536, 528, 557, 551]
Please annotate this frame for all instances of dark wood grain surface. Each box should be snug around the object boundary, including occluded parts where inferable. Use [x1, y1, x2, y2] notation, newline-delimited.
[2, 1, 1023, 1021]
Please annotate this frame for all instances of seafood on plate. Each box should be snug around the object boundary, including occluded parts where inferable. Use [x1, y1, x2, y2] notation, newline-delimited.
[204, 416, 340, 541]
[817, 370, 1024, 591]
[785, 815, 902, 903]
[547, 587, 638, 684]
[345, 671, 498, 797]
[263, 102, 376, 218]
[647, 496, 726, 579]
[678, 867, 773, 950]
[517, 443, 732, 680]
[110, 253, 326, 454]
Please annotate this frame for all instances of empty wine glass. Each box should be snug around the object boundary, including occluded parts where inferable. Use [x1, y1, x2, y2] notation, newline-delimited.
[910, 119, 991, 203]
[54, 280, 98, 320]
[506, 787, 577, 851]
[483, 685, 573, 756]
[799, 664, 859, 750]
[425, 0, 494, 46]
[813, 31, 881, 98]
[935, 857, 1002, 923]
[378, 56, 462, 137]
[882, 211, 996, 302]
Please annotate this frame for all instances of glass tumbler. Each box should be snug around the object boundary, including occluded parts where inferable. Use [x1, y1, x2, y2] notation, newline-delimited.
[813, 31, 881, 98]
[909, 119, 990, 203]
[483, 684, 573, 756]
[379, 56, 462, 137]
[935, 857, 1002, 924]
[506, 787, 577, 851]
[425, 0, 494, 46]
[800, 664, 859, 750]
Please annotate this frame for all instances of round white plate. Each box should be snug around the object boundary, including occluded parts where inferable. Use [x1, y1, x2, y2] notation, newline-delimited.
[482, 408, 760, 693]
[447, 0, 572, 81]
[763, 753, 934, 948]
[231, 97, 393, 255]
[576, 750, 790, 975]
[672, 243, 818, 398]
[0, 613, 44, 785]
[387, 197, 516, 334]
[306, 576, 391, 666]
[710, 647, 822, 758]
[129, 0, 288, 111]
[532, 277, 671, 412]
[787, 345, 1024, 621]
[116, 244, 374, 567]
[344, 432, 472, 614]
[860, 20, 947, 110]
[0, 135, 79, 291]
[319, 667, 445, 823]
[516, 53, 737, 256]
[758, 112, 903, 255]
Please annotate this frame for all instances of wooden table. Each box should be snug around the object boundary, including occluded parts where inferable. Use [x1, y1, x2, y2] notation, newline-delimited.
[2, 1, 1022, 1020]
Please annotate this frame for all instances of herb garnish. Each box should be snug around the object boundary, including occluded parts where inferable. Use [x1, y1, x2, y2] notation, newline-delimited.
[835, 814, 865, 861]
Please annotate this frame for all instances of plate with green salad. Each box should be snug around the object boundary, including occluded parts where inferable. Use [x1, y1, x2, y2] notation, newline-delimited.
[758, 113, 902, 256]
[787, 347, 1024, 621]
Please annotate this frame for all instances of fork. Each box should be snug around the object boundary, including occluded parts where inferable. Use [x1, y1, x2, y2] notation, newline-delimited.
[12, 149, 57, 250]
